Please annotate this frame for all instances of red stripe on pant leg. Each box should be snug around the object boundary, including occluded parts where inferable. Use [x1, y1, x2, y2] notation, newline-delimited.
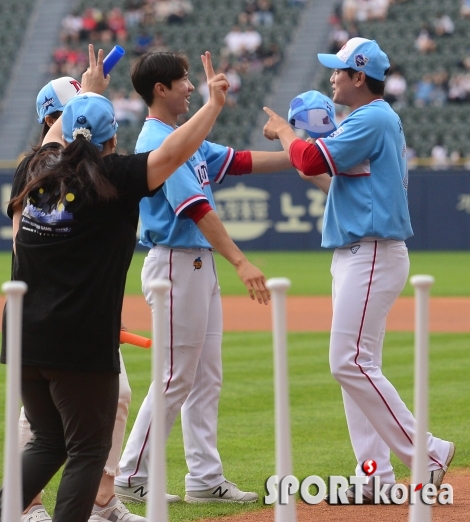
[353, 242, 413, 442]
[352, 241, 442, 467]
[128, 425, 151, 487]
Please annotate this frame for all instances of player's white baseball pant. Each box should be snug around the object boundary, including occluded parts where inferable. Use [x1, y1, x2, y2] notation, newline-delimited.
[329, 239, 450, 497]
[116, 246, 225, 491]
[18, 350, 131, 477]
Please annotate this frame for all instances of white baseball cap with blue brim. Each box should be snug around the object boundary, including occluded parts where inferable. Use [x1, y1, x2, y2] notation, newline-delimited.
[36, 76, 81, 123]
[288, 90, 337, 138]
[317, 37, 390, 81]
[62, 93, 118, 151]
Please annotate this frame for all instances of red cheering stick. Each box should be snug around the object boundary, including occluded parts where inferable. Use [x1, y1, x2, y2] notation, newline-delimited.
[120, 330, 151, 348]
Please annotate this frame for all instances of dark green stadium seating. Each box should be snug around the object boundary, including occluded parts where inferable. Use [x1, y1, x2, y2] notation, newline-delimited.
[319, 0, 470, 160]
[0, 0, 37, 98]
[50, 0, 303, 153]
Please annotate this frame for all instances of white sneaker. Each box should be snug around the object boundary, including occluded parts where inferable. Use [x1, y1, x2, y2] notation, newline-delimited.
[21, 504, 52, 522]
[114, 484, 181, 504]
[429, 441, 456, 490]
[89, 496, 146, 521]
[184, 480, 258, 503]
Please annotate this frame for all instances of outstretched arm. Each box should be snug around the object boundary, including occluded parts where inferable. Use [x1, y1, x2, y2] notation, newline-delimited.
[196, 210, 270, 305]
[250, 151, 292, 173]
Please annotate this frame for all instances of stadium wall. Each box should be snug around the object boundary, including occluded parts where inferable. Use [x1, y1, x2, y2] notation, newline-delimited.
[1, 169, 469, 251]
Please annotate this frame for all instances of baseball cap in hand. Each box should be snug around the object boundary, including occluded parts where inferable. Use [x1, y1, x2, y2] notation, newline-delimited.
[318, 38, 390, 81]
[288, 90, 337, 138]
[36, 76, 81, 123]
[62, 93, 118, 151]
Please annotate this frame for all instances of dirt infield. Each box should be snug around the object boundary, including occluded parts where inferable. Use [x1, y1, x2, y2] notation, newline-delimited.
[121, 295, 470, 333]
[0, 295, 467, 333]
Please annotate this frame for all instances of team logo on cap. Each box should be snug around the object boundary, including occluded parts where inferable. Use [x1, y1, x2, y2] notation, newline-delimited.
[193, 257, 202, 270]
[77, 116, 87, 124]
[354, 54, 369, 68]
[41, 97, 55, 110]
[322, 116, 330, 125]
[70, 79, 82, 93]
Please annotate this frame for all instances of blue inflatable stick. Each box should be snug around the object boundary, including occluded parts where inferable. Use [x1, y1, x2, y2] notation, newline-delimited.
[103, 46, 125, 77]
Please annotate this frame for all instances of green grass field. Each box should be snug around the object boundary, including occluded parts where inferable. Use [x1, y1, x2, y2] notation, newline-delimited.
[1, 251, 469, 296]
[1, 332, 465, 520]
[0, 251, 469, 519]
[124, 251, 470, 296]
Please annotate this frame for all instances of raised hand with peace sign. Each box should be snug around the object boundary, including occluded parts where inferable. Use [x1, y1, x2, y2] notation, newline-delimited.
[80, 44, 110, 95]
[201, 51, 229, 109]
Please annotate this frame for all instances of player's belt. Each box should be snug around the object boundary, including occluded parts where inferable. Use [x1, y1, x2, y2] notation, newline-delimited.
[150, 245, 214, 253]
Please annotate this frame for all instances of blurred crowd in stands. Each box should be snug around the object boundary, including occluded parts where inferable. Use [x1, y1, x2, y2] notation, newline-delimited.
[322, 0, 470, 166]
[51, 0, 469, 165]
[54, 1, 193, 73]
[52, 0, 296, 129]
[328, 0, 470, 108]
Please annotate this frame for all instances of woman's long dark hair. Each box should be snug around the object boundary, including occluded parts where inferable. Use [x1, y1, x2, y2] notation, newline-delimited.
[19, 111, 63, 168]
[10, 136, 118, 211]
[37, 111, 63, 148]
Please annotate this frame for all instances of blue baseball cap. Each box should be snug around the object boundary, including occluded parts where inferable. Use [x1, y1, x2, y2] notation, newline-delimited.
[62, 93, 118, 151]
[287, 90, 337, 138]
[317, 37, 390, 81]
[36, 76, 81, 123]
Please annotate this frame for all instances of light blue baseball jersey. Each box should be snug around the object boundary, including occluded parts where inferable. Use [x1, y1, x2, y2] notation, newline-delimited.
[137, 118, 234, 248]
[315, 99, 413, 248]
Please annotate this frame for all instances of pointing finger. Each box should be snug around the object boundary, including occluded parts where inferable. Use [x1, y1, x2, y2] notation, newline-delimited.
[263, 106, 276, 118]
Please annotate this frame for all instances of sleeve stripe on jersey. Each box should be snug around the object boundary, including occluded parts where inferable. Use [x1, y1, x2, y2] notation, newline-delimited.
[175, 195, 209, 216]
[213, 147, 235, 183]
[316, 139, 338, 176]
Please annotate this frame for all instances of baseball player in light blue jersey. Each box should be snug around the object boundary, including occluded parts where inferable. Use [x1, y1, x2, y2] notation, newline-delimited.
[263, 37, 454, 504]
[114, 51, 292, 504]
[316, 96, 413, 248]
[138, 129, 232, 250]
